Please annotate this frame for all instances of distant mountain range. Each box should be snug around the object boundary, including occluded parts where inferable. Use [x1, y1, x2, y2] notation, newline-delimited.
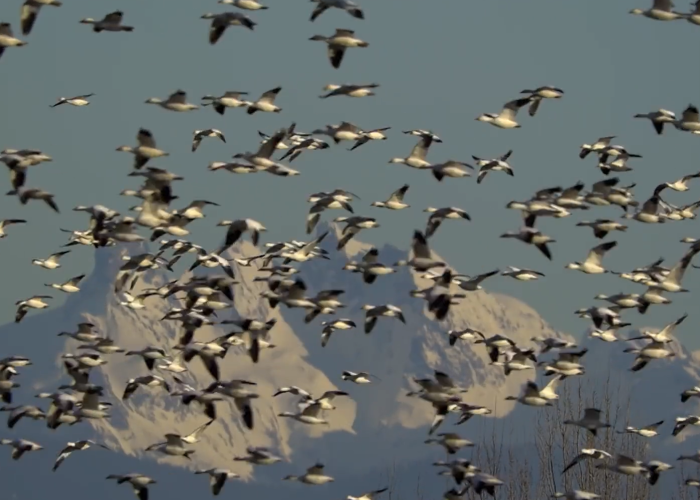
[2, 224, 700, 498]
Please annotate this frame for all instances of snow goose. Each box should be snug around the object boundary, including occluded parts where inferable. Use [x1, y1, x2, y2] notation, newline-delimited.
[565, 408, 611, 435]
[500, 215, 555, 260]
[310, 0, 364, 21]
[673, 104, 700, 132]
[431, 161, 473, 182]
[206, 380, 259, 428]
[519, 86, 564, 116]
[15, 295, 51, 323]
[58, 322, 98, 342]
[145, 90, 198, 112]
[32, 250, 70, 270]
[246, 86, 282, 114]
[80, 11, 134, 32]
[681, 387, 700, 403]
[73, 389, 110, 419]
[476, 97, 532, 129]
[531, 337, 576, 353]
[634, 109, 676, 134]
[62, 352, 107, 370]
[125, 346, 167, 370]
[77, 338, 125, 355]
[334, 216, 379, 249]
[320, 83, 378, 99]
[309, 28, 369, 69]
[395, 230, 445, 271]
[403, 129, 442, 142]
[658, 172, 700, 193]
[202, 91, 250, 115]
[278, 401, 328, 425]
[628, 313, 687, 343]
[620, 420, 663, 438]
[0, 405, 45, 428]
[552, 491, 600, 500]
[281, 232, 329, 263]
[590, 327, 622, 343]
[445, 327, 481, 346]
[284, 463, 335, 484]
[233, 128, 286, 169]
[45, 274, 85, 293]
[562, 448, 612, 474]
[565, 241, 617, 274]
[683, 0, 700, 23]
[473, 150, 514, 184]
[596, 454, 647, 477]
[674, 416, 700, 436]
[17, 188, 59, 212]
[425, 433, 474, 454]
[216, 219, 266, 253]
[192, 129, 225, 152]
[630, 0, 682, 19]
[645, 247, 699, 292]
[219, 0, 267, 8]
[348, 127, 390, 151]
[347, 488, 388, 500]
[53, 440, 109, 471]
[195, 468, 240, 496]
[624, 340, 675, 371]
[491, 347, 536, 376]
[50, 93, 93, 108]
[505, 381, 552, 407]
[424, 207, 470, 238]
[372, 184, 410, 210]
[0, 218, 26, 238]
[202, 12, 255, 45]
[576, 219, 627, 239]
[0, 23, 27, 59]
[281, 137, 330, 161]
[0, 438, 42, 459]
[106, 474, 156, 500]
[623, 194, 663, 223]
[466, 472, 504, 496]
[21, 0, 62, 36]
[321, 319, 356, 347]
[145, 433, 195, 458]
[454, 269, 499, 292]
[122, 375, 170, 400]
[389, 135, 433, 168]
[313, 122, 364, 143]
[116, 128, 169, 170]
[341, 371, 376, 383]
[502, 266, 544, 281]
[362, 304, 405, 333]
[234, 446, 281, 465]
[579, 135, 615, 159]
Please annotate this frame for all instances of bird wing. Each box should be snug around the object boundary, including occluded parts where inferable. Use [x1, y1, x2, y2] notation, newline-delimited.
[409, 136, 432, 160]
[137, 129, 157, 148]
[412, 230, 431, 259]
[585, 241, 617, 267]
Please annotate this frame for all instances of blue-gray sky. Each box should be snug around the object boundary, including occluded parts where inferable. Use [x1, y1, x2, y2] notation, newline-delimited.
[0, 0, 699, 345]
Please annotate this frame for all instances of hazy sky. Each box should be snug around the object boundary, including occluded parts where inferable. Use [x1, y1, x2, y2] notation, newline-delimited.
[0, 0, 699, 346]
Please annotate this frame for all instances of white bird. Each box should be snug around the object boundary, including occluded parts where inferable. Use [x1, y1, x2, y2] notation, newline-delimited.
[564, 408, 611, 436]
[50, 93, 93, 108]
[565, 241, 617, 274]
[246, 87, 282, 114]
[309, 29, 369, 69]
[192, 129, 225, 152]
[0, 23, 27, 59]
[80, 11, 134, 32]
[630, 0, 683, 20]
[310, 0, 364, 21]
[0, 438, 43, 460]
[634, 109, 676, 134]
[202, 12, 256, 45]
[194, 468, 240, 496]
[284, 463, 335, 484]
[53, 440, 109, 471]
[562, 448, 613, 474]
[145, 90, 198, 112]
[106, 474, 156, 500]
[476, 97, 532, 129]
[277, 402, 328, 425]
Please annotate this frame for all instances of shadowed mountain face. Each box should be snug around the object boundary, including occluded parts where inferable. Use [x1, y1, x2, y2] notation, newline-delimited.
[4, 226, 700, 498]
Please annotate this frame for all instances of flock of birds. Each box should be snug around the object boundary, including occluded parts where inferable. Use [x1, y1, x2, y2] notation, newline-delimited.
[2, 0, 700, 499]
